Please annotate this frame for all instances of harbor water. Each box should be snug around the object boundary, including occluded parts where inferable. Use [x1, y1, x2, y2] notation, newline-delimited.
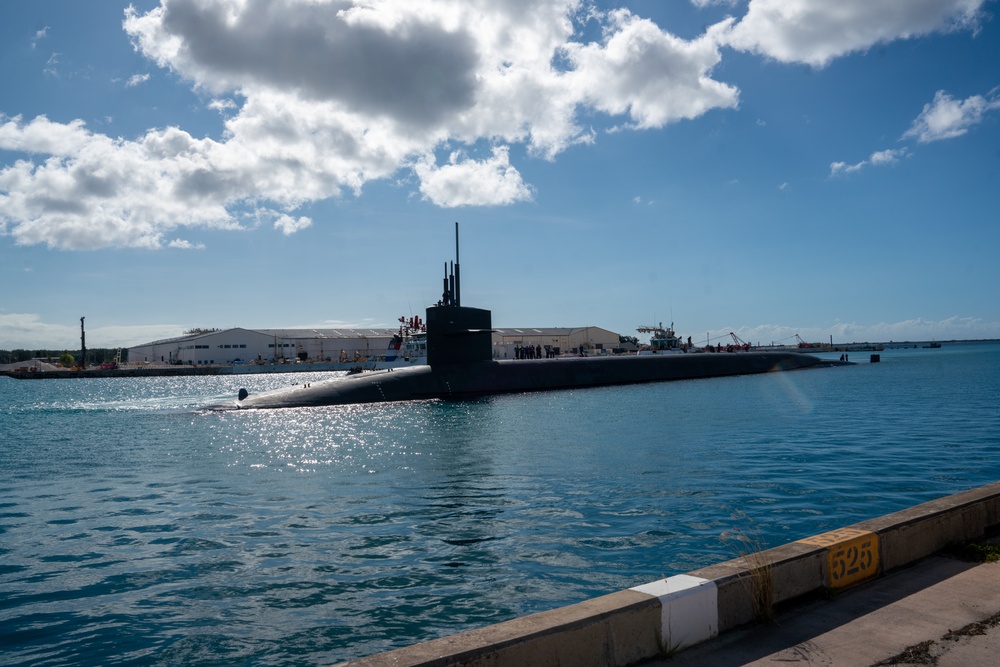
[2, 342, 999, 665]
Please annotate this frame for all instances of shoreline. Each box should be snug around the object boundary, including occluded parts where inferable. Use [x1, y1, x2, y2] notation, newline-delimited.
[6, 339, 993, 380]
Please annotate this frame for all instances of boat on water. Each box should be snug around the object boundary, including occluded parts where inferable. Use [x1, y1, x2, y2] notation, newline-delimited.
[636, 322, 685, 354]
[375, 316, 428, 369]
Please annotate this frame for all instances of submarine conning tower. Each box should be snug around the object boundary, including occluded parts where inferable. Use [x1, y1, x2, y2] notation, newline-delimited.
[425, 224, 493, 366]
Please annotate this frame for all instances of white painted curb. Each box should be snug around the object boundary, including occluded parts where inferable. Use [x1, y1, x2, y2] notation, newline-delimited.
[631, 574, 718, 651]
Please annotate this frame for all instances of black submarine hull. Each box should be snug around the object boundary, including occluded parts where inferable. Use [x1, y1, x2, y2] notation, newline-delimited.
[225, 352, 834, 410]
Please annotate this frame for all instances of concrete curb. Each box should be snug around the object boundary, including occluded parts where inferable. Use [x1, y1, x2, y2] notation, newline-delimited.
[337, 481, 1000, 667]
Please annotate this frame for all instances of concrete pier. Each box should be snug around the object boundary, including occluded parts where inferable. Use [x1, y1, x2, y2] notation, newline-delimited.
[650, 549, 1000, 666]
[336, 481, 1000, 667]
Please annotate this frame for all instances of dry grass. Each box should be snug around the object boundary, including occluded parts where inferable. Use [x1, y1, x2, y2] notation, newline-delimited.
[721, 511, 775, 623]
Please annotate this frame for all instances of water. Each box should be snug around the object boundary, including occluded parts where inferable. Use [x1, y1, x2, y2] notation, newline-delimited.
[2, 343, 998, 665]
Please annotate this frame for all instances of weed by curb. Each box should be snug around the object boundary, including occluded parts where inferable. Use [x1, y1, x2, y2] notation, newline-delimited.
[947, 541, 1000, 563]
[721, 511, 775, 623]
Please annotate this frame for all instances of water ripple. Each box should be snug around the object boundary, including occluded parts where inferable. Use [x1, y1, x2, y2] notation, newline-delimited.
[1, 344, 998, 664]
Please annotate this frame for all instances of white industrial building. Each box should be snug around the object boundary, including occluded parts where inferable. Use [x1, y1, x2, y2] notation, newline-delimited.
[129, 325, 623, 366]
[128, 327, 401, 366]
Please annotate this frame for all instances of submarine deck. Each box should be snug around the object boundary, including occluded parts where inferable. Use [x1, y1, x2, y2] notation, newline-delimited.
[224, 352, 847, 410]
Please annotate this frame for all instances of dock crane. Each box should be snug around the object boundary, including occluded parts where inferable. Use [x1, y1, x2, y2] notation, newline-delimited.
[728, 332, 751, 351]
[795, 334, 817, 349]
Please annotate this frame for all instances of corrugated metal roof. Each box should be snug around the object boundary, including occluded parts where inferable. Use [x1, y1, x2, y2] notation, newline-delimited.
[133, 325, 616, 348]
[492, 327, 603, 336]
[256, 328, 398, 339]
[132, 326, 399, 348]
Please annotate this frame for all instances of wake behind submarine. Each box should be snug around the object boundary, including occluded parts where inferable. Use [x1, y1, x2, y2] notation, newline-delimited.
[223, 225, 841, 410]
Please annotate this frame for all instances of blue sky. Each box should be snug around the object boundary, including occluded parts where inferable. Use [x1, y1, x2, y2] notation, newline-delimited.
[1, 0, 998, 350]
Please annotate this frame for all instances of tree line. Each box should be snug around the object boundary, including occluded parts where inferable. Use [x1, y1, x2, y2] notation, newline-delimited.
[0, 348, 128, 366]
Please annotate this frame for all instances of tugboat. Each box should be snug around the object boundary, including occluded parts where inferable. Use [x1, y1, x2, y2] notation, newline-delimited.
[376, 315, 428, 369]
[636, 322, 682, 354]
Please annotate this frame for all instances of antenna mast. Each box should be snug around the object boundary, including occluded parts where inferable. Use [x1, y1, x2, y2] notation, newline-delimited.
[454, 222, 460, 307]
[438, 223, 465, 308]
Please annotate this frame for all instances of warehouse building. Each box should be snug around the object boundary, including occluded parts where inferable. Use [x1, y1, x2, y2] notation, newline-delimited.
[129, 325, 622, 366]
[128, 327, 400, 365]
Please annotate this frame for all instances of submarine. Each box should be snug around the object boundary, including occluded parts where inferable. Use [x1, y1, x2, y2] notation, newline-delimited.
[223, 225, 840, 410]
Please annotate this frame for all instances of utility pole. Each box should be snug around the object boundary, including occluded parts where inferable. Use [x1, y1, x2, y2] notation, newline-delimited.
[80, 317, 87, 370]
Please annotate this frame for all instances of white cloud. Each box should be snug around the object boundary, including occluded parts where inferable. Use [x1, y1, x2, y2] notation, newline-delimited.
[722, 0, 986, 67]
[273, 214, 313, 235]
[415, 146, 534, 207]
[133, 0, 482, 125]
[126, 73, 151, 87]
[208, 98, 237, 113]
[562, 10, 738, 131]
[869, 148, 905, 165]
[723, 315, 1000, 345]
[831, 85, 998, 175]
[0, 0, 990, 251]
[0, 115, 93, 155]
[0, 313, 184, 349]
[829, 160, 863, 176]
[691, 0, 740, 7]
[830, 147, 907, 176]
[44, 52, 61, 76]
[902, 88, 1000, 143]
[862, 316, 1000, 340]
[0, 116, 239, 249]
[0, 313, 69, 349]
[32, 27, 50, 49]
[167, 238, 205, 249]
[1, 1, 746, 250]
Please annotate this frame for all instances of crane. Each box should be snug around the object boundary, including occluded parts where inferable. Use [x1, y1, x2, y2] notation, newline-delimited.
[727, 332, 751, 351]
